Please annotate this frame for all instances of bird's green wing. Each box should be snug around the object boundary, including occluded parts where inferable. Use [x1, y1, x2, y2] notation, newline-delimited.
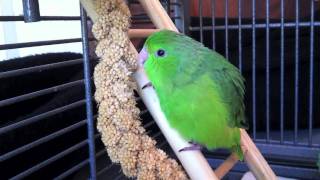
[173, 42, 247, 129]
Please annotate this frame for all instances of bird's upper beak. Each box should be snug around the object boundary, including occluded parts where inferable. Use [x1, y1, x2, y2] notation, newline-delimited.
[138, 46, 148, 67]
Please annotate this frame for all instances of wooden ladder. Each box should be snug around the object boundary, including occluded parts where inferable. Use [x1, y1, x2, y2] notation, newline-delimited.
[80, 0, 277, 179]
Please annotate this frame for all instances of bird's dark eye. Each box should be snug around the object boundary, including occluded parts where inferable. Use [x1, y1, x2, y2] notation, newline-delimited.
[156, 49, 166, 57]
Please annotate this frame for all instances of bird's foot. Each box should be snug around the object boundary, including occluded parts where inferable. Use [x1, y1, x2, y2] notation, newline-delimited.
[142, 82, 154, 89]
[179, 142, 202, 152]
[240, 145, 248, 155]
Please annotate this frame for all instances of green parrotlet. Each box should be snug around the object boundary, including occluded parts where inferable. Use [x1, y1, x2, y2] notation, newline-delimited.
[138, 30, 247, 160]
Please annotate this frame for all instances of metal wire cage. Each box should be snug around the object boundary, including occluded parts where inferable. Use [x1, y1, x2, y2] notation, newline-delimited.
[180, 0, 319, 179]
[0, 0, 319, 179]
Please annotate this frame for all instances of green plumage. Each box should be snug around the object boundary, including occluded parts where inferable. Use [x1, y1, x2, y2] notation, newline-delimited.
[143, 30, 247, 160]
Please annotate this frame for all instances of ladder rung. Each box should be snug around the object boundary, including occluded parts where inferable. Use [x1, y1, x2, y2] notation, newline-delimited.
[129, 29, 159, 38]
[214, 153, 239, 179]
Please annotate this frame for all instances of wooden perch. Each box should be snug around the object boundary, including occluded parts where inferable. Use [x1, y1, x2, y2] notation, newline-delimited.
[240, 129, 277, 180]
[214, 153, 239, 179]
[80, 0, 98, 22]
[138, 0, 177, 31]
[128, 29, 159, 38]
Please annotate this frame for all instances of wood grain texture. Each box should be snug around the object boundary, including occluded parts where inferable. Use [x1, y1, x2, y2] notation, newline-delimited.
[80, 0, 98, 22]
[138, 0, 177, 31]
[128, 29, 159, 38]
[214, 153, 239, 179]
[240, 129, 277, 180]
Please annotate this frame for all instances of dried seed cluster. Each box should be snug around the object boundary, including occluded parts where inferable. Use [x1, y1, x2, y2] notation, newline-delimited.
[92, 0, 187, 179]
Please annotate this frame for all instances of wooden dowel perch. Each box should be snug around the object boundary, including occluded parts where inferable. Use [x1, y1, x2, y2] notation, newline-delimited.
[138, 0, 177, 31]
[128, 29, 159, 38]
[214, 153, 239, 179]
[80, 0, 98, 22]
[80, 0, 157, 38]
[240, 129, 277, 180]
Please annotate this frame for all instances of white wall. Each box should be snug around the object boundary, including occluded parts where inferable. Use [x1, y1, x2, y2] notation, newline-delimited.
[0, 0, 82, 61]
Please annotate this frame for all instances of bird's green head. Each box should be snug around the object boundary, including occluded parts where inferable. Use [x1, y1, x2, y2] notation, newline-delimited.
[138, 30, 181, 72]
[138, 30, 199, 86]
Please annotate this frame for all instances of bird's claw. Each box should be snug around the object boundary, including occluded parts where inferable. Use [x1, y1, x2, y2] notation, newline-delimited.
[241, 145, 248, 155]
[142, 82, 154, 89]
[179, 143, 202, 152]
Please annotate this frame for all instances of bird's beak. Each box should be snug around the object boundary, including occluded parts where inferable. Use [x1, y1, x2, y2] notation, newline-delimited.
[138, 47, 148, 67]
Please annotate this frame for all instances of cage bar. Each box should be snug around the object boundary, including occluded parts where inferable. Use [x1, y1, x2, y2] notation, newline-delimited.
[199, 0, 203, 43]
[54, 149, 107, 180]
[10, 135, 100, 180]
[0, 38, 83, 50]
[166, 0, 171, 16]
[157, 139, 169, 148]
[0, 16, 80, 21]
[54, 159, 89, 180]
[252, 0, 256, 139]
[132, 14, 181, 21]
[0, 58, 83, 79]
[0, 119, 90, 162]
[238, 0, 242, 72]
[0, 80, 84, 108]
[22, 0, 40, 22]
[280, 0, 285, 144]
[143, 120, 156, 129]
[96, 163, 114, 177]
[211, 0, 216, 50]
[80, 6, 97, 180]
[255, 141, 319, 161]
[181, 0, 190, 34]
[308, 0, 314, 146]
[255, 138, 320, 148]
[265, 0, 270, 143]
[172, 0, 183, 31]
[293, 0, 300, 144]
[0, 100, 86, 135]
[189, 21, 320, 31]
[224, 0, 229, 59]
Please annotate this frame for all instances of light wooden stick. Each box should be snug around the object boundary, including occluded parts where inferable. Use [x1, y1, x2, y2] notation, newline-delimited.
[81, 0, 158, 39]
[214, 153, 239, 179]
[80, 0, 98, 22]
[241, 129, 277, 180]
[138, 0, 177, 31]
[128, 29, 159, 38]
